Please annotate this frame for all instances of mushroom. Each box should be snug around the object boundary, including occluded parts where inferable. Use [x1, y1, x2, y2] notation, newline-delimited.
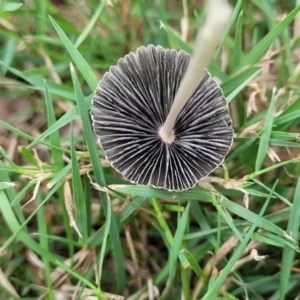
[91, 0, 233, 191]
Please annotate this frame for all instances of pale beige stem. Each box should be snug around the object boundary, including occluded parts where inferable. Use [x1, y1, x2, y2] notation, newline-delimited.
[159, 0, 232, 143]
[293, 0, 300, 59]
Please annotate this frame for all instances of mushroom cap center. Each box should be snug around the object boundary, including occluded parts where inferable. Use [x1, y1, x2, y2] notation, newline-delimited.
[158, 126, 175, 144]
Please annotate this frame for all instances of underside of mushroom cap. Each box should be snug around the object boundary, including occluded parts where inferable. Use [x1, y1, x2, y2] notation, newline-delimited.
[91, 45, 233, 191]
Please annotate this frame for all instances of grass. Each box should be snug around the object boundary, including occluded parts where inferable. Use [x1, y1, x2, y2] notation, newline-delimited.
[0, 0, 300, 299]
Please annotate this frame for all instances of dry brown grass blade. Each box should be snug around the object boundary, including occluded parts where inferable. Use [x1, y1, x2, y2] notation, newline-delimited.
[232, 248, 268, 272]
[124, 223, 142, 290]
[181, 0, 190, 43]
[0, 267, 19, 298]
[39, 46, 62, 84]
[51, 248, 91, 284]
[63, 179, 82, 238]
[126, 282, 159, 300]
[293, 0, 300, 59]
[213, 235, 239, 267]
[61, 284, 125, 300]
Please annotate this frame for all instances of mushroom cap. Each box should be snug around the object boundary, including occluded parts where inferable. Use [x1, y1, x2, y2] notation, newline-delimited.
[91, 45, 233, 191]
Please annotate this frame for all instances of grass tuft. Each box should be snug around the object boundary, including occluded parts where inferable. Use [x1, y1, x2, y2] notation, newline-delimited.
[0, 1, 300, 299]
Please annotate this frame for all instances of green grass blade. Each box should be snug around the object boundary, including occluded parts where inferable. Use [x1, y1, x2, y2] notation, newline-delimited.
[0, 163, 25, 224]
[232, 10, 244, 67]
[253, 232, 297, 249]
[190, 201, 216, 246]
[47, 163, 72, 189]
[282, 28, 293, 77]
[247, 157, 299, 181]
[0, 37, 16, 76]
[225, 69, 261, 103]
[255, 88, 276, 171]
[70, 128, 88, 242]
[70, 63, 125, 292]
[0, 120, 69, 153]
[222, 197, 290, 240]
[279, 176, 300, 299]
[0, 190, 61, 263]
[1, 3, 23, 12]
[202, 182, 276, 299]
[36, 191, 53, 300]
[18, 146, 39, 167]
[109, 184, 212, 201]
[28, 95, 92, 148]
[11, 181, 36, 207]
[44, 81, 64, 167]
[275, 96, 300, 130]
[212, 195, 243, 241]
[74, 2, 105, 48]
[89, 196, 147, 247]
[179, 249, 205, 278]
[49, 16, 98, 91]
[161, 22, 192, 53]
[226, 136, 258, 162]
[221, 67, 260, 97]
[0, 61, 74, 100]
[161, 201, 191, 299]
[69, 64, 106, 186]
[0, 182, 15, 190]
[98, 194, 111, 295]
[251, 0, 277, 30]
[233, 5, 300, 72]
[274, 108, 300, 126]
[214, 0, 243, 63]
[150, 197, 174, 247]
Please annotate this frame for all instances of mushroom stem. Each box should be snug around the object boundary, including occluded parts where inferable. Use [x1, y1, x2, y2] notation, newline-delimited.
[159, 0, 232, 143]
